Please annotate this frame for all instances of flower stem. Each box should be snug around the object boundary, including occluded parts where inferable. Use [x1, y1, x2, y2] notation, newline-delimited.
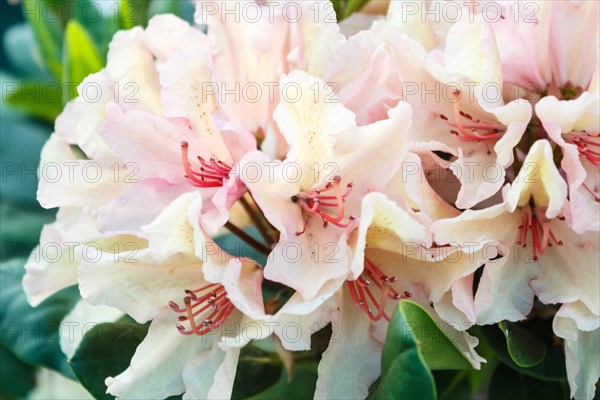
[224, 221, 271, 256]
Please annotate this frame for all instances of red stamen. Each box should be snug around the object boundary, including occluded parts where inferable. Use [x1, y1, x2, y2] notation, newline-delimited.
[294, 176, 355, 235]
[565, 132, 600, 167]
[346, 258, 411, 322]
[181, 142, 232, 188]
[438, 90, 504, 143]
[516, 205, 563, 261]
[169, 283, 233, 336]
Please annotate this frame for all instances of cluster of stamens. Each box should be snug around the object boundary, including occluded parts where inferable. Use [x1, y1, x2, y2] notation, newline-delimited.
[347, 258, 412, 322]
[438, 89, 504, 143]
[564, 131, 600, 167]
[517, 204, 563, 261]
[292, 176, 355, 236]
[168, 283, 234, 336]
[180, 141, 232, 188]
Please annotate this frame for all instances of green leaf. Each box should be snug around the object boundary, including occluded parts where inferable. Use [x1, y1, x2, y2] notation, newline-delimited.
[481, 325, 567, 381]
[372, 301, 436, 400]
[489, 362, 569, 400]
[3, 80, 64, 121]
[0, 259, 79, 378]
[71, 0, 120, 57]
[22, 0, 64, 79]
[398, 301, 474, 371]
[61, 20, 103, 103]
[3, 24, 51, 78]
[372, 301, 477, 399]
[0, 203, 55, 261]
[0, 341, 37, 399]
[119, 0, 150, 29]
[248, 362, 319, 400]
[342, 0, 371, 19]
[434, 370, 472, 400]
[499, 320, 547, 367]
[0, 110, 52, 203]
[231, 345, 286, 399]
[69, 321, 150, 400]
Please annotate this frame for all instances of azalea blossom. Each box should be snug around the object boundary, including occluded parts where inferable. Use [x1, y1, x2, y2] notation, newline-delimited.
[19, 0, 599, 399]
[240, 70, 412, 303]
[316, 191, 487, 398]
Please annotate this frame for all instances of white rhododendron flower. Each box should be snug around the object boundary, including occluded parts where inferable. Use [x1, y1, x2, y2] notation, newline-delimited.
[19, 0, 598, 399]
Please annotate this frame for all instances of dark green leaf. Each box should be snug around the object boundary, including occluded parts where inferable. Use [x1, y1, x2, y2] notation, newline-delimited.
[3, 80, 64, 121]
[481, 325, 567, 381]
[434, 370, 472, 400]
[0, 202, 55, 261]
[3, 24, 51, 78]
[69, 321, 150, 400]
[248, 362, 319, 400]
[231, 344, 285, 400]
[61, 20, 103, 103]
[372, 301, 437, 400]
[0, 111, 52, 203]
[0, 341, 37, 399]
[396, 301, 474, 371]
[488, 362, 568, 400]
[499, 320, 547, 367]
[22, 0, 63, 79]
[0, 259, 79, 378]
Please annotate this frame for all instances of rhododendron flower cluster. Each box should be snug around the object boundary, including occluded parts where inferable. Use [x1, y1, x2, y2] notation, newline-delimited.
[24, 0, 598, 399]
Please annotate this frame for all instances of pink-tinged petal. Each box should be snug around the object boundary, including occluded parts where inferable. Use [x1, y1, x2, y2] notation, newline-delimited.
[158, 41, 233, 164]
[553, 302, 600, 400]
[504, 139, 568, 218]
[200, 175, 247, 236]
[536, 94, 599, 233]
[220, 258, 266, 321]
[386, 152, 460, 221]
[238, 151, 301, 242]
[55, 72, 119, 160]
[97, 179, 191, 236]
[265, 218, 352, 301]
[491, 1, 550, 90]
[334, 101, 413, 213]
[545, 1, 599, 89]
[182, 345, 239, 400]
[105, 307, 217, 399]
[530, 223, 599, 316]
[431, 15, 503, 109]
[141, 192, 203, 261]
[273, 293, 338, 351]
[289, 1, 346, 75]
[100, 102, 193, 182]
[274, 71, 356, 189]
[351, 192, 429, 280]
[23, 208, 98, 306]
[37, 159, 127, 209]
[105, 27, 161, 112]
[433, 203, 519, 252]
[144, 14, 208, 62]
[78, 250, 204, 323]
[202, 1, 290, 133]
[314, 288, 381, 399]
[322, 30, 401, 125]
[339, 13, 381, 37]
[488, 99, 532, 168]
[453, 147, 506, 209]
[474, 255, 537, 324]
[385, 0, 437, 50]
